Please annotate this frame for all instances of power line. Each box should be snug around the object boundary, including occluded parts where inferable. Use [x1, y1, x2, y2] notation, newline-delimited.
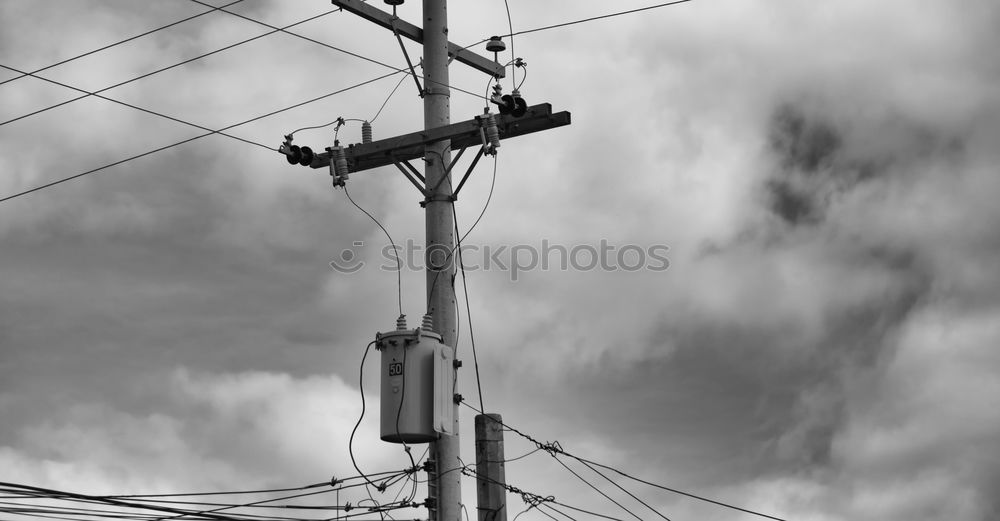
[505, 0, 696, 38]
[342, 185, 403, 317]
[0, 9, 339, 129]
[186, 0, 486, 101]
[0, 0, 246, 88]
[370, 73, 408, 123]
[568, 457, 672, 521]
[459, 0, 697, 52]
[0, 64, 272, 151]
[450, 155, 498, 414]
[0, 70, 401, 205]
[501, 0, 516, 89]
[548, 456, 644, 521]
[458, 401, 789, 521]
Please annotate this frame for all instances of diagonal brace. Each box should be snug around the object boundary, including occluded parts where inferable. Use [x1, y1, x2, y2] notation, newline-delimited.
[391, 18, 424, 97]
[429, 145, 468, 194]
[393, 159, 427, 196]
[452, 146, 487, 200]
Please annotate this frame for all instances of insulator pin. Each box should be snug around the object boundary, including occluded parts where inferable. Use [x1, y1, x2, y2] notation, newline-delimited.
[483, 112, 501, 152]
[328, 145, 350, 186]
[361, 121, 373, 144]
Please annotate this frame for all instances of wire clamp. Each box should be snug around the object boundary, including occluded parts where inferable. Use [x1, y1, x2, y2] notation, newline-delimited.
[419, 193, 456, 207]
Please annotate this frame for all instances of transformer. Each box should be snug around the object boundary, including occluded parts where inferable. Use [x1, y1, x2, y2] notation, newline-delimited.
[376, 314, 450, 443]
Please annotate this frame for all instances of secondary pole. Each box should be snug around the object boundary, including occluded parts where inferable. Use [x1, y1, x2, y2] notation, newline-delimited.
[475, 414, 507, 521]
[422, 1, 461, 520]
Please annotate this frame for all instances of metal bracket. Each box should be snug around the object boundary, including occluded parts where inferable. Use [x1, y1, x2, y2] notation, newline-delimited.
[427, 145, 468, 195]
[390, 17, 424, 97]
[392, 159, 426, 196]
[452, 146, 487, 199]
[331, 0, 504, 78]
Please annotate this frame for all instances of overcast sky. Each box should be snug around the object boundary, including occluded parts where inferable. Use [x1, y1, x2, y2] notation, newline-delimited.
[2, 1, 999, 520]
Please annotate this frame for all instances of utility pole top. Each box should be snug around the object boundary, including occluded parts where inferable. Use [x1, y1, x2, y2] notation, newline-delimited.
[331, 0, 505, 78]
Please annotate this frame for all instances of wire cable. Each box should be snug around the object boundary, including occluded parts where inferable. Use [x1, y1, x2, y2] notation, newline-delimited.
[0, 9, 339, 129]
[568, 457, 672, 521]
[342, 185, 403, 317]
[548, 456, 644, 521]
[186, 0, 485, 101]
[425, 153, 497, 311]
[349, 341, 382, 492]
[458, 0, 697, 53]
[457, 401, 788, 521]
[505, 0, 695, 38]
[0, 70, 400, 205]
[0, 0, 246, 88]
[0, 64, 272, 151]
[370, 74, 408, 124]
[502, 0, 515, 89]
[452, 206, 485, 413]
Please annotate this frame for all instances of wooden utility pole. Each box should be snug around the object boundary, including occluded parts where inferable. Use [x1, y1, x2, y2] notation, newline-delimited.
[421, 1, 461, 520]
[279, 3, 570, 521]
[475, 414, 507, 521]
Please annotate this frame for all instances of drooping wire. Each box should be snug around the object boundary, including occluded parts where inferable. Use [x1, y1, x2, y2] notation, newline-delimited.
[0, 9, 340, 129]
[370, 74, 409, 123]
[457, 401, 789, 521]
[452, 205, 485, 413]
[342, 185, 403, 317]
[0, 64, 272, 151]
[349, 341, 382, 492]
[0, 0, 246, 88]
[0, 69, 399, 205]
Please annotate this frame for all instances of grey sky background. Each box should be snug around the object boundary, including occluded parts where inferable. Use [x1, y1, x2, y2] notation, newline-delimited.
[2, 1, 999, 520]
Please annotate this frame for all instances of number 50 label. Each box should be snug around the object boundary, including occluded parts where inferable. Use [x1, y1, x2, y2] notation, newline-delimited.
[388, 362, 404, 376]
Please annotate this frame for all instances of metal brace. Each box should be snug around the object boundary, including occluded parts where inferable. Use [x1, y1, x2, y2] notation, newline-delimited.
[452, 146, 487, 199]
[391, 18, 425, 98]
[392, 159, 426, 196]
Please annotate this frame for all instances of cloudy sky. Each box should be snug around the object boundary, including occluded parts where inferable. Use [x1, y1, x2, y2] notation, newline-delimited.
[2, 1, 999, 520]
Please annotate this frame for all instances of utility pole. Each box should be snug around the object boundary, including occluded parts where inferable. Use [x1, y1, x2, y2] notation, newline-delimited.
[475, 414, 507, 521]
[279, 3, 570, 521]
[421, 1, 461, 520]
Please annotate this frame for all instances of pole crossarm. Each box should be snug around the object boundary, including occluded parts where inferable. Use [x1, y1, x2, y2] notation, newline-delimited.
[331, 0, 505, 78]
[300, 104, 570, 172]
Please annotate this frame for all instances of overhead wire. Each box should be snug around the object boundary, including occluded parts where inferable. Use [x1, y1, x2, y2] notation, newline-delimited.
[457, 401, 789, 521]
[342, 185, 403, 317]
[504, 0, 695, 38]
[451, 182, 487, 414]
[565, 457, 672, 521]
[547, 456, 647, 521]
[0, 9, 340, 129]
[370, 74, 409, 124]
[186, 0, 485, 101]
[0, 64, 272, 151]
[458, 0, 697, 52]
[0, 70, 400, 204]
[0, 0, 246, 88]
[501, 0, 515, 89]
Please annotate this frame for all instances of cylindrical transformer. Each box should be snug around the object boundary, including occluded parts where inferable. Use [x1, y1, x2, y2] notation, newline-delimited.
[376, 322, 443, 443]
